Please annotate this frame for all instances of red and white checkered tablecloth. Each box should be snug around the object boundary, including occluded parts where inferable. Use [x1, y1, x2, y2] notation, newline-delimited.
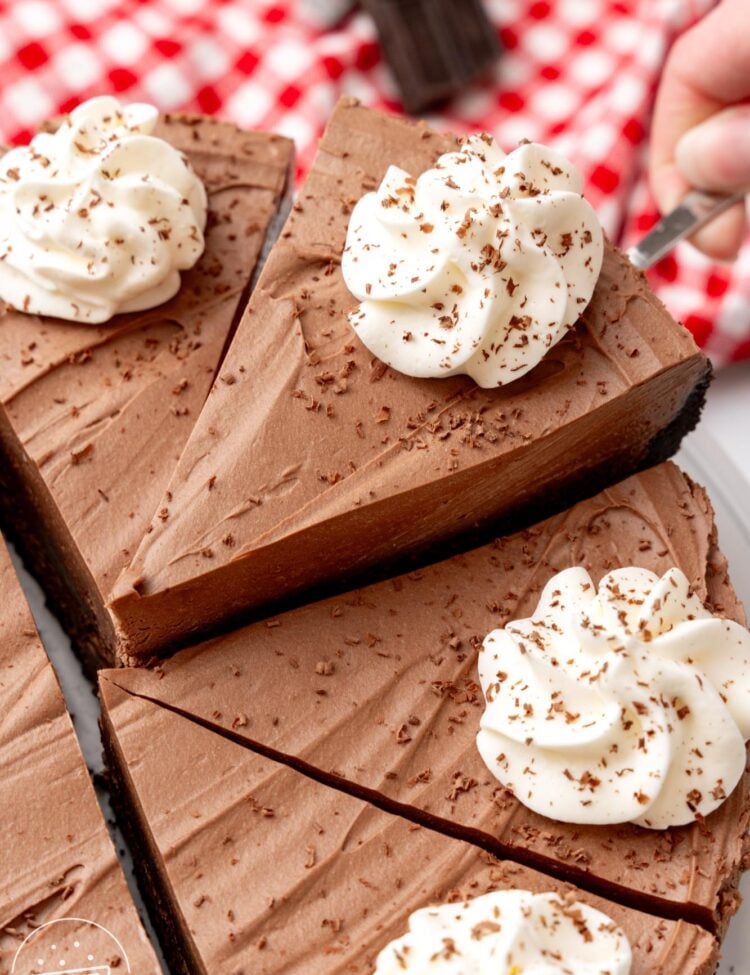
[0, 0, 747, 364]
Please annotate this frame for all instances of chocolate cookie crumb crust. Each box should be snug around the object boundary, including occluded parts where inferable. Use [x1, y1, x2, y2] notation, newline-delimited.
[99, 674, 719, 975]
[101, 463, 750, 934]
[0, 115, 293, 672]
[110, 98, 709, 663]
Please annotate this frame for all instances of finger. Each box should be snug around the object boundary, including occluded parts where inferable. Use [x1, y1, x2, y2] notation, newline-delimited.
[647, 161, 747, 261]
[664, 0, 750, 106]
[685, 201, 747, 262]
[651, 159, 691, 214]
[675, 104, 750, 194]
[651, 0, 750, 211]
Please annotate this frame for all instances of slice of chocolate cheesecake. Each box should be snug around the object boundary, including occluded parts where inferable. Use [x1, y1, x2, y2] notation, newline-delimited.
[0, 114, 293, 672]
[0, 537, 160, 973]
[99, 674, 719, 975]
[110, 97, 710, 662]
[100, 463, 750, 933]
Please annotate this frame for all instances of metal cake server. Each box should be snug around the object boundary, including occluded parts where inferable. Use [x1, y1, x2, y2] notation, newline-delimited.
[628, 188, 747, 270]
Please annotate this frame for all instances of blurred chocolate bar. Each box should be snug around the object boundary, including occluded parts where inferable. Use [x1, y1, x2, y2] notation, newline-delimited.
[363, 0, 500, 113]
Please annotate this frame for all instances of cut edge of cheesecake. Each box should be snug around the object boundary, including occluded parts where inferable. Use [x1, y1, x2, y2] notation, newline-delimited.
[111, 356, 710, 666]
[0, 115, 294, 675]
[98, 674, 721, 975]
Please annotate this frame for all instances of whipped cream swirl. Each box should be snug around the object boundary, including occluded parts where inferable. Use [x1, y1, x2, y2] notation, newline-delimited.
[342, 134, 602, 388]
[0, 95, 207, 323]
[477, 566, 750, 829]
[374, 889, 632, 975]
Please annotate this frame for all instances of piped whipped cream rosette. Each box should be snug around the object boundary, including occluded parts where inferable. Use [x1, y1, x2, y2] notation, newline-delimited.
[373, 889, 632, 975]
[341, 134, 603, 388]
[0, 95, 207, 323]
[476, 565, 750, 829]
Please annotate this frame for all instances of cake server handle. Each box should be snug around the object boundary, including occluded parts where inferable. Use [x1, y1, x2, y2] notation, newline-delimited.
[627, 189, 747, 270]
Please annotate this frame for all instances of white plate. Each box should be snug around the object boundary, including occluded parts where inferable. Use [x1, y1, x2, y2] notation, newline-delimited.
[677, 426, 750, 973]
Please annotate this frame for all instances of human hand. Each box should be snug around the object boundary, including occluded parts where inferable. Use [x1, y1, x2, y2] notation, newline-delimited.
[651, 0, 750, 261]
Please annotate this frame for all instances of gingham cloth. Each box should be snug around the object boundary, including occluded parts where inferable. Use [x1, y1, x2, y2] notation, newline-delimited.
[0, 0, 746, 363]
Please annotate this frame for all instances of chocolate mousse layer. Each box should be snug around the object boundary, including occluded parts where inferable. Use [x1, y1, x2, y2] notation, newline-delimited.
[0, 115, 293, 672]
[110, 97, 710, 662]
[0, 537, 159, 973]
[101, 463, 750, 933]
[99, 674, 719, 975]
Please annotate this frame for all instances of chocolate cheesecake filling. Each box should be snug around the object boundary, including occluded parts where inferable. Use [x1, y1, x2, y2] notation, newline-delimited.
[100, 463, 750, 934]
[110, 98, 710, 663]
[0, 115, 293, 672]
[0, 537, 159, 972]
[99, 674, 719, 975]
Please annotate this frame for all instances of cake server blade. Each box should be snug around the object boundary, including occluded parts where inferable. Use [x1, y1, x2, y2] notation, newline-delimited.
[627, 188, 746, 270]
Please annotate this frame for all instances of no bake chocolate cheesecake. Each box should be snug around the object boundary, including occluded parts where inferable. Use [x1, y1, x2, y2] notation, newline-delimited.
[0, 107, 293, 671]
[0, 537, 159, 973]
[111, 98, 710, 662]
[100, 463, 750, 933]
[99, 673, 719, 975]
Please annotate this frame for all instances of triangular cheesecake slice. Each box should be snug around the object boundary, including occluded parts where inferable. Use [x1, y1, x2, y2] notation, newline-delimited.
[99, 675, 719, 974]
[0, 537, 160, 972]
[100, 462, 750, 933]
[0, 115, 292, 671]
[111, 98, 709, 662]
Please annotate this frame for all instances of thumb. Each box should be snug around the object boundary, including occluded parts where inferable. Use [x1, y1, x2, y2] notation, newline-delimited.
[675, 104, 750, 194]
